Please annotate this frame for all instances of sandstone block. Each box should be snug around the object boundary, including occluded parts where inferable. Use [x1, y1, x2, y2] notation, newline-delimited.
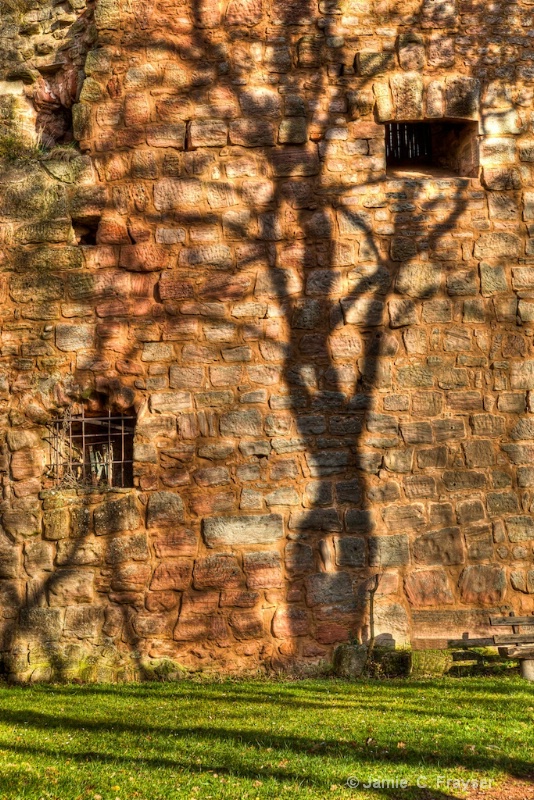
[346, 509, 375, 533]
[285, 542, 314, 574]
[20, 608, 62, 641]
[397, 32, 425, 71]
[48, 570, 94, 606]
[64, 605, 103, 639]
[474, 233, 521, 260]
[220, 409, 262, 436]
[0, 532, 20, 579]
[11, 449, 45, 481]
[506, 516, 534, 543]
[289, 509, 342, 531]
[202, 514, 283, 547]
[334, 536, 366, 567]
[94, 495, 140, 535]
[305, 572, 353, 606]
[404, 569, 454, 608]
[106, 533, 149, 564]
[487, 492, 519, 516]
[270, 145, 320, 176]
[119, 244, 169, 272]
[459, 565, 506, 605]
[369, 535, 410, 567]
[56, 539, 102, 567]
[147, 492, 184, 528]
[413, 528, 465, 566]
[56, 324, 95, 352]
[382, 504, 425, 532]
[150, 561, 193, 591]
[243, 552, 282, 589]
[229, 119, 276, 147]
[445, 76, 480, 119]
[229, 610, 264, 639]
[194, 554, 241, 589]
[392, 262, 441, 299]
[462, 440, 494, 468]
[189, 119, 228, 148]
[226, 0, 263, 26]
[111, 562, 152, 592]
[150, 392, 192, 414]
[442, 471, 486, 490]
[356, 52, 394, 76]
[154, 179, 203, 212]
[272, 607, 310, 638]
[390, 73, 424, 119]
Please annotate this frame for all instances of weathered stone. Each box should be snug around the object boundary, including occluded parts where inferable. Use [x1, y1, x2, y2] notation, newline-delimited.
[334, 536, 366, 567]
[333, 643, 368, 678]
[305, 573, 353, 606]
[442, 471, 486, 491]
[285, 542, 315, 574]
[506, 516, 534, 543]
[413, 528, 465, 566]
[150, 561, 192, 591]
[243, 552, 282, 589]
[356, 52, 394, 76]
[147, 492, 184, 528]
[474, 234, 521, 261]
[289, 509, 342, 531]
[106, 533, 149, 564]
[395, 262, 440, 298]
[390, 73, 424, 118]
[459, 565, 506, 605]
[272, 607, 310, 638]
[202, 514, 284, 547]
[48, 571, 94, 606]
[194, 554, 241, 589]
[229, 610, 264, 640]
[220, 409, 262, 436]
[94, 495, 140, 535]
[369, 535, 410, 567]
[404, 570, 454, 607]
[445, 76, 479, 119]
[382, 504, 425, 532]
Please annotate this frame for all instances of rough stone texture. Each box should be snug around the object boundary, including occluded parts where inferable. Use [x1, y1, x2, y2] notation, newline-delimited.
[0, 0, 534, 680]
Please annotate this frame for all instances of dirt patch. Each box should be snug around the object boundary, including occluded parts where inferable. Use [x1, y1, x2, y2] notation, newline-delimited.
[468, 779, 534, 800]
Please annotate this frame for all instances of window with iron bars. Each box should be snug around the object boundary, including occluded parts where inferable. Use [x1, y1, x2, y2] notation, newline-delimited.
[47, 408, 135, 489]
[386, 122, 432, 165]
[385, 120, 479, 177]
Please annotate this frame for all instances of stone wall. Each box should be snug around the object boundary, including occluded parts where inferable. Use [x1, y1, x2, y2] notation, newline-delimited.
[0, 0, 534, 679]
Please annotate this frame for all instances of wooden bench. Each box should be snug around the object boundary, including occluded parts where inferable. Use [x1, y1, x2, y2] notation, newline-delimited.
[412, 613, 534, 680]
[489, 614, 534, 681]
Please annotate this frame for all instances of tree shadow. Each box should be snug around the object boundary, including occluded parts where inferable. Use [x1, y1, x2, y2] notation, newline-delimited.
[0, 0, 522, 680]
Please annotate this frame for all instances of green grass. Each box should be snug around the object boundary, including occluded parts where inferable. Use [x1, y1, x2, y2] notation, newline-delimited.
[0, 677, 532, 799]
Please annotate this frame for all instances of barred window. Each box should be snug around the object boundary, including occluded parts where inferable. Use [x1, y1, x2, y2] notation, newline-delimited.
[385, 120, 479, 178]
[386, 122, 432, 164]
[47, 408, 135, 489]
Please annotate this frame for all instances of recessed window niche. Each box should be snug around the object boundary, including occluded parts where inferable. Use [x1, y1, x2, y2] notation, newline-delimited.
[385, 120, 479, 179]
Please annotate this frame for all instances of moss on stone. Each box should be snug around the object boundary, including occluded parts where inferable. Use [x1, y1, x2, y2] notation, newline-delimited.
[411, 649, 454, 677]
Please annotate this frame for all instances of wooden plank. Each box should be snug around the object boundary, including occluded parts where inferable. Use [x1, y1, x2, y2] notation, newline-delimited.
[447, 637, 494, 648]
[493, 633, 534, 645]
[503, 647, 534, 659]
[411, 638, 449, 651]
[490, 615, 534, 627]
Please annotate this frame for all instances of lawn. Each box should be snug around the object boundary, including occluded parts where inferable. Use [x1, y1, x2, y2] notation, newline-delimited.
[0, 677, 532, 800]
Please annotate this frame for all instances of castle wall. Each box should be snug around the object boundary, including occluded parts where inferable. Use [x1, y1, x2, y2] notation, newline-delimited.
[0, 0, 534, 679]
